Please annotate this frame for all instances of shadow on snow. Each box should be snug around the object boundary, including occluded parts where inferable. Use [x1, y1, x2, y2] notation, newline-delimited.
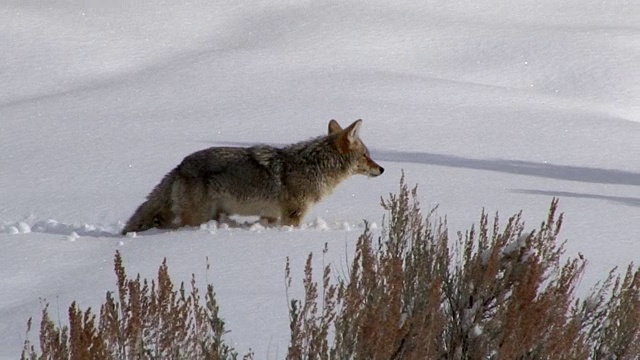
[511, 189, 640, 208]
[374, 150, 640, 186]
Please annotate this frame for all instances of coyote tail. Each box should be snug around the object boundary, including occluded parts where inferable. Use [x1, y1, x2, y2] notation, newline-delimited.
[121, 169, 177, 235]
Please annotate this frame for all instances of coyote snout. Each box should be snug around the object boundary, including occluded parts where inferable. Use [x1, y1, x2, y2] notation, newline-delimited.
[122, 119, 384, 234]
[359, 153, 384, 177]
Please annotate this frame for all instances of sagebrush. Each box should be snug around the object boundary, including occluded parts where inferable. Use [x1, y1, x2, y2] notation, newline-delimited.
[285, 175, 640, 359]
[21, 252, 253, 360]
[22, 176, 639, 359]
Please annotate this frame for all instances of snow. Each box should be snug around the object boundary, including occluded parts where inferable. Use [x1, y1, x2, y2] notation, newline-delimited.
[1, 0, 639, 358]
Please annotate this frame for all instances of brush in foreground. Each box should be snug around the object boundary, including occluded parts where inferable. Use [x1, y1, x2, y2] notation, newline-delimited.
[21, 251, 252, 359]
[285, 175, 640, 359]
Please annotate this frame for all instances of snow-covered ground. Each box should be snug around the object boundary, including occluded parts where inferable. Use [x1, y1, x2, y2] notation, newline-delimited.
[1, 0, 639, 357]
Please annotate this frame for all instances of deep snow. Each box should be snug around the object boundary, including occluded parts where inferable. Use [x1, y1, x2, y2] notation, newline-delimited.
[1, 0, 639, 358]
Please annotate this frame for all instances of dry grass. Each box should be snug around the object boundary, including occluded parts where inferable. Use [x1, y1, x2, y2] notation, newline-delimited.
[21, 175, 639, 359]
[21, 252, 253, 360]
[286, 174, 640, 359]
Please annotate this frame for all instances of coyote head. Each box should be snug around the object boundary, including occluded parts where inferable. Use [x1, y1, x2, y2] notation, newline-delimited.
[329, 119, 384, 177]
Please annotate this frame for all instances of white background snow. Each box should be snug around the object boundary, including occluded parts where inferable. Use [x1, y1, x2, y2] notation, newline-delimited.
[1, 0, 639, 357]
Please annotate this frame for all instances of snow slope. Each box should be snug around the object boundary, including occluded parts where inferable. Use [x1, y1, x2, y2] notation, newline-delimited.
[1, 0, 639, 357]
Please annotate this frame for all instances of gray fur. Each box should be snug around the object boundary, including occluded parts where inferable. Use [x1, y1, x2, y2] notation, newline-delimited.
[121, 119, 383, 234]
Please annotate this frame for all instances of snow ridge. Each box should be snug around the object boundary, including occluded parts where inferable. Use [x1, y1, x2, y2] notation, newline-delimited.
[0, 219, 121, 238]
[195, 217, 370, 234]
[1, 217, 370, 238]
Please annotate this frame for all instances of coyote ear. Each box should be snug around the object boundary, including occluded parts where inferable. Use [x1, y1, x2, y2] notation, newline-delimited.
[344, 119, 362, 142]
[328, 119, 343, 135]
[334, 119, 362, 153]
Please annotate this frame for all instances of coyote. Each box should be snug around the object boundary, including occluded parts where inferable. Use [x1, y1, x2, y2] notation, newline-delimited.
[121, 119, 384, 234]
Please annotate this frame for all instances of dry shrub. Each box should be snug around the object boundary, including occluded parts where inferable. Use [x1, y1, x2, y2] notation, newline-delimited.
[19, 175, 639, 359]
[21, 251, 253, 360]
[286, 174, 640, 359]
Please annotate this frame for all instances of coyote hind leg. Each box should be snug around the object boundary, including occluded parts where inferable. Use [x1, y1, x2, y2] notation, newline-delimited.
[171, 180, 213, 228]
[281, 204, 309, 227]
